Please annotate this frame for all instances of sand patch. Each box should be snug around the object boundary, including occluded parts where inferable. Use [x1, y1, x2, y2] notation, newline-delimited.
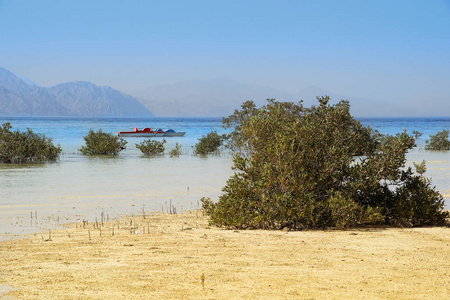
[0, 211, 449, 299]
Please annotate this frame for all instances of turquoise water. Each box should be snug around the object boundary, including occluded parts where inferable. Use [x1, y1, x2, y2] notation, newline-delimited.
[359, 117, 450, 147]
[0, 117, 227, 154]
[0, 117, 449, 239]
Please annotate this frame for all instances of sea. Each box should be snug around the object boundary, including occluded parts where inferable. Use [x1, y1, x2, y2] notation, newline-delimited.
[1, 116, 449, 239]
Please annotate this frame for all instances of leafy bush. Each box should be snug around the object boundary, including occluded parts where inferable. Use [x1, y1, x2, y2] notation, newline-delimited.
[0, 122, 62, 163]
[425, 130, 450, 150]
[203, 97, 448, 229]
[193, 131, 227, 155]
[413, 160, 426, 176]
[79, 129, 127, 156]
[136, 139, 166, 156]
[387, 170, 447, 226]
[169, 142, 182, 157]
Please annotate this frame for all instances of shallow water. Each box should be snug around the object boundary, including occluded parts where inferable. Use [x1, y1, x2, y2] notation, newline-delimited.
[0, 117, 233, 239]
[1, 117, 449, 239]
[406, 149, 450, 202]
[0, 154, 235, 239]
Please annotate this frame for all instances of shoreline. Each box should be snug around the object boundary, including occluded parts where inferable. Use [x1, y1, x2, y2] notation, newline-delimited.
[1, 210, 449, 299]
[1, 149, 449, 241]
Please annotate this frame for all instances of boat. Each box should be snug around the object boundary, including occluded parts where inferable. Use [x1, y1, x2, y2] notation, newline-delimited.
[117, 127, 156, 137]
[117, 127, 185, 137]
[152, 129, 166, 137]
[162, 129, 186, 137]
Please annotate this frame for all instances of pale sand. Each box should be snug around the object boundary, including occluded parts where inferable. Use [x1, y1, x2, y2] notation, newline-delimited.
[0, 211, 449, 299]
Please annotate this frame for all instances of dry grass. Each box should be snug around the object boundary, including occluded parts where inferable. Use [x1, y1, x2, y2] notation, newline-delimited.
[0, 211, 449, 299]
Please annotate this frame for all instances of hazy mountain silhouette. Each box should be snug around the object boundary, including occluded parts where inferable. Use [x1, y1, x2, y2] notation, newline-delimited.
[0, 67, 153, 117]
[136, 80, 390, 117]
[293, 85, 399, 117]
[136, 79, 296, 117]
[1, 67, 402, 118]
[49, 81, 153, 117]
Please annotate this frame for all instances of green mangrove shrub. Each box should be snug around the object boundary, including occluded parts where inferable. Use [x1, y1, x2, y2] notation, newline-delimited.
[0, 122, 62, 163]
[79, 129, 127, 156]
[136, 139, 166, 156]
[169, 142, 182, 157]
[193, 131, 227, 155]
[425, 130, 450, 150]
[202, 97, 448, 229]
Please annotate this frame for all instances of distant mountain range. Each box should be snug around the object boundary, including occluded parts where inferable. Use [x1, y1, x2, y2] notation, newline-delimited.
[1, 66, 398, 118]
[0, 67, 153, 117]
[134, 79, 394, 117]
[134, 79, 295, 117]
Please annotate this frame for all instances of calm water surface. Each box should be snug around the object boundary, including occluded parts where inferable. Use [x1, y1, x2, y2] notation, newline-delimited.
[0, 117, 449, 239]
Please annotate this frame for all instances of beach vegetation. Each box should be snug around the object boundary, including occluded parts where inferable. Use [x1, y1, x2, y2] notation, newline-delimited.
[79, 129, 127, 156]
[193, 131, 227, 155]
[136, 138, 166, 156]
[169, 142, 182, 157]
[425, 130, 450, 150]
[203, 97, 448, 229]
[413, 160, 426, 176]
[412, 130, 422, 139]
[0, 122, 62, 163]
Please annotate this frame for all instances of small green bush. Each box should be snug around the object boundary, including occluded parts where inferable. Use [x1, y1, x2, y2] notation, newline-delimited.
[193, 131, 227, 155]
[413, 160, 426, 176]
[79, 129, 127, 156]
[136, 139, 166, 156]
[0, 122, 62, 163]
[425, 130, 450, 150]
[169, 142, 182, 157]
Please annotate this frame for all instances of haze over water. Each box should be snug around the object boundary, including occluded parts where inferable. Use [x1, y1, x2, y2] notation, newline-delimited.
[0, 117, 449, 239]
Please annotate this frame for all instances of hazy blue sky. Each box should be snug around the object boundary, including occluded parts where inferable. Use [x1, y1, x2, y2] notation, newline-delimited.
[1, 0, 449, 114]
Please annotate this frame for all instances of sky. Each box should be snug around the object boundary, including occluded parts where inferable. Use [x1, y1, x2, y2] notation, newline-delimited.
[0, 0, 449, 115]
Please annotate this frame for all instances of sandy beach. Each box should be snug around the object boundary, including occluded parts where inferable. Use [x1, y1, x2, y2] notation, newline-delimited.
[0, 210, 449, 299]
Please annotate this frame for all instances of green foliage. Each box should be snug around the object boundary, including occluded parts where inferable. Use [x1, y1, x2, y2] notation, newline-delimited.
[385, 169, 448, 226]
[169, 142, 182, 157]
[136, 139, 166, 156]
[193, 131, 227, 155]
[79, 129, 127, 156]
[412, 130, 422, 139]
[425, 130, 450, 150]
[413, 160, 426, 176]
[200, 197, 216, 216]
[325, 193, 384, 228]
[203, 97, 448, 229]
[0, 122, 62, 164]
[222, 100, 257, 152]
